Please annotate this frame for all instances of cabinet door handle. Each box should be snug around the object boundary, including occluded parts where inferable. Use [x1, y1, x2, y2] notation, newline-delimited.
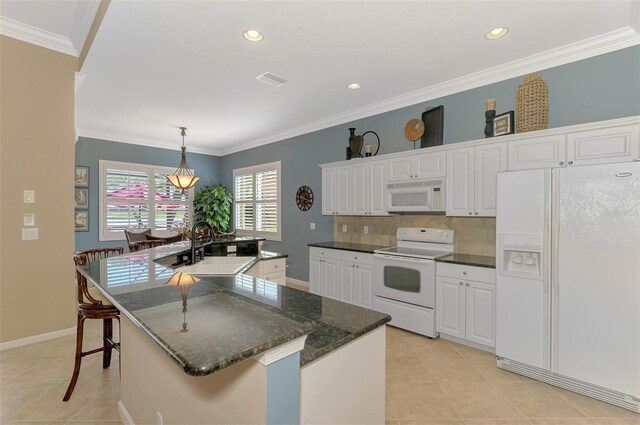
[459, 282, 464, 285]
[274, 265, 278, 268]
[468, 211, 472, 215]
[463, 271, 467, 275]
[568, 161, 574, 165]
[466, 283, 470, 287]
[559, 161, 564, 166]
[474, 212, 479, 215]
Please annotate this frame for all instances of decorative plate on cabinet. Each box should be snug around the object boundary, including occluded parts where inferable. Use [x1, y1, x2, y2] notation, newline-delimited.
[296, 185, 314, 211]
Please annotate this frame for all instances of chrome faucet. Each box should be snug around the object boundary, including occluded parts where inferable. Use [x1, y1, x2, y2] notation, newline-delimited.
[191, 221, 214, 264]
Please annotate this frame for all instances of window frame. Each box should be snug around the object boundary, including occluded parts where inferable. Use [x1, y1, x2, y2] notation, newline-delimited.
[233, 161, 282, 242]
[99, 160, 194, 242]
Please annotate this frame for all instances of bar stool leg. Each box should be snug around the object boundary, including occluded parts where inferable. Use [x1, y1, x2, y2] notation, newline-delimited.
[63, 314, 85, 401]
[103, 317, 113, 369]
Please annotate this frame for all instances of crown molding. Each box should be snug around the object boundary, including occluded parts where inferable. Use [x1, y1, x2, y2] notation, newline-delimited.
[217, 26, 640, 156]
[77, 128, 222, 156]
[0, 15, 78, 56]
[69, 0, 101, 53]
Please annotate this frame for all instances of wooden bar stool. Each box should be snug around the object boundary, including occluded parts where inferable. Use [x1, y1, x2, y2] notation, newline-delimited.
[63, 247, 123, 402]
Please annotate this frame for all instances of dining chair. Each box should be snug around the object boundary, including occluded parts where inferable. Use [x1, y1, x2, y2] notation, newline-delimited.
[124, 228, 151, 252]
[63, 247, 123, 402]
[129, 239, 166, 252]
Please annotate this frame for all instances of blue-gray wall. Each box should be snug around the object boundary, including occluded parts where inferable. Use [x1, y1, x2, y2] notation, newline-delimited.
[75, 137, 222, 251]
[221, 46, 640, 281]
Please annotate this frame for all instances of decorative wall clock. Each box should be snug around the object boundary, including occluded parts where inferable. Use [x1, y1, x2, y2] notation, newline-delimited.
[296, 185, 314, 211]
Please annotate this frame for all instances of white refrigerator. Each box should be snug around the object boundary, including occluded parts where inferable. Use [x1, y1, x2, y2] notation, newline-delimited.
[495, 161, 640, 412]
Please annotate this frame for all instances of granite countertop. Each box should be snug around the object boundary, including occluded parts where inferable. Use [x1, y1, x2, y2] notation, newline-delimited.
[308, 241, 388, 254]
[78, 242, 390, 377]
[436, 253, 496, 269]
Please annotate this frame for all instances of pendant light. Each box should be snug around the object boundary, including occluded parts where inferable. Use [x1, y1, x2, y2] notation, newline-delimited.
[166, 127, 200, 191]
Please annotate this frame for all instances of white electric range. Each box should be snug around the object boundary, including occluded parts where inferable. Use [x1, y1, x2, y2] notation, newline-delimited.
[373, 227, 454, 337]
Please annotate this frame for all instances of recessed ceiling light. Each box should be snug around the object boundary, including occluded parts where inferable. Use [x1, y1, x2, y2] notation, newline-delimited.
[347, 83, 362, 90]
[485, 27, 509, 40]
[243, 29, 263, 42]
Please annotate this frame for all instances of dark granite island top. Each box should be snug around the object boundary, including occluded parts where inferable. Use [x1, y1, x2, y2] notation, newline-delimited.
[77, 241, 390, 377]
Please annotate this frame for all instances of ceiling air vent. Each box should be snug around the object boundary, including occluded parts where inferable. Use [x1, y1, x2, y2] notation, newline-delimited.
[256, 72, 288, 87]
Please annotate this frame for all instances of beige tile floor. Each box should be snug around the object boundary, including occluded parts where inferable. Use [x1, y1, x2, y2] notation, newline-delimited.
[1, 320, 639, 424]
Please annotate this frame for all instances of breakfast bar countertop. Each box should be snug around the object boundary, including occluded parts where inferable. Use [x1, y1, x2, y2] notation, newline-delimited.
[77, 241, 390, 377]
[436, 253, 496, 269]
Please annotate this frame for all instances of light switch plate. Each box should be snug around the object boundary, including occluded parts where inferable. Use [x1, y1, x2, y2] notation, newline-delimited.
[23, 190, 35, 203]
[363, 226, 369, 234]
[309, 222, 315, 230]
[22, 228, 38, 240]
[342, 224, 347, 232]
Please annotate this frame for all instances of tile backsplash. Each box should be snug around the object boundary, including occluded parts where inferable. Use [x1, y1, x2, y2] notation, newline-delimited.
[334, 215, 496, 256]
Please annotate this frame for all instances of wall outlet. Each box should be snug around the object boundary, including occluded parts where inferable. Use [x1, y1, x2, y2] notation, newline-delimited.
[309, 222, 315, 230]
[156, 411, 163, 425]
[342, 224, 347, 232]
[363, 226, 369, 234]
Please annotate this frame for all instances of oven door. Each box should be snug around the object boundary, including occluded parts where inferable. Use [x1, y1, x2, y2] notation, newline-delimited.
[373, 253, 436, 308]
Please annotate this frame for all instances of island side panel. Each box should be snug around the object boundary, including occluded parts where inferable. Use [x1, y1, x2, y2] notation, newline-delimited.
[300, 326, 386, 425]
[119, 316, 267, 425]
[266, 353, 301, 425]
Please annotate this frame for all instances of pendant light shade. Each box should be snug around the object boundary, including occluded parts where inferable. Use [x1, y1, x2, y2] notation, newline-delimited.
[167, 127, 200, 191]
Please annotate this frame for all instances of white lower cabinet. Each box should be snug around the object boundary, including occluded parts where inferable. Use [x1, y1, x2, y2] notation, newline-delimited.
[244, 258, 287, 285]
[309, 247, 373, 308]
[436, 263, 496, 348]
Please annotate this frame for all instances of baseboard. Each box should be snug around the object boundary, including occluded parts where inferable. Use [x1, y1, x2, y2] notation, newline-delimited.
[0, 326, 75, 351]
[118, 400, 135, 425]
[286, 277, 309, 288]
[439, 333, 495, 354]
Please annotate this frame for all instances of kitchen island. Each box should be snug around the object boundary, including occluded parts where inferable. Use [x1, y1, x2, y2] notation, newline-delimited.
[77, 241, 390, 425]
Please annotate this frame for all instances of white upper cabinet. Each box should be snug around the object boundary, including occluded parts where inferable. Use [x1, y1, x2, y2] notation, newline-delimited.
[321, 165, 351, 215]
[446, 143, 506, 217]
[350, 160, 388, 216]
[388, 151, 445, 182]
[322, 118, 639, 216]
[508, 135, 566, 170]
[567, 124, 640, 166]
[508, 122, 640, 171]
[474, 143, 508, 216]
[446, 147, 475, 216]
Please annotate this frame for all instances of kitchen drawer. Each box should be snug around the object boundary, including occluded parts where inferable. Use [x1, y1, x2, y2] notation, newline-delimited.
[263, 271, 285, 285]
[437, 262, 496, 284]
[309, 247, 341, 260]
[262, 258, 285, 275]
[339, 250, 373, 266]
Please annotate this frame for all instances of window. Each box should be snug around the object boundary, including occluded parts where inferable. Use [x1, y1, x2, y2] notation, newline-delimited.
[99, 160, 194, 241]
[233, 161, 281, 241]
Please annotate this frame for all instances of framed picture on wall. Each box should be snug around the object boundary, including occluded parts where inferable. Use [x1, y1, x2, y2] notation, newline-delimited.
[75, 166, 89, 187]
[74, 188, 89, 209]
[75, 211, 89, 232]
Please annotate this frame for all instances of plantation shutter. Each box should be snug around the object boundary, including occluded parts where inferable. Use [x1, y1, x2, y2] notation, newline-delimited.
[105, 168, 150, 232]
[100, 160, 194, 241]
[255, 169, 278, 233]
[233, 161, 280, 240]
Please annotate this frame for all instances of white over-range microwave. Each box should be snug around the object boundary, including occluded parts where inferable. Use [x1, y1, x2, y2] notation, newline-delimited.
[386, 178, 445, 213]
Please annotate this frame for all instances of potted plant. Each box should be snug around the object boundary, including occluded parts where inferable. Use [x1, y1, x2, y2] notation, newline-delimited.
[192, 183, 233, 235]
